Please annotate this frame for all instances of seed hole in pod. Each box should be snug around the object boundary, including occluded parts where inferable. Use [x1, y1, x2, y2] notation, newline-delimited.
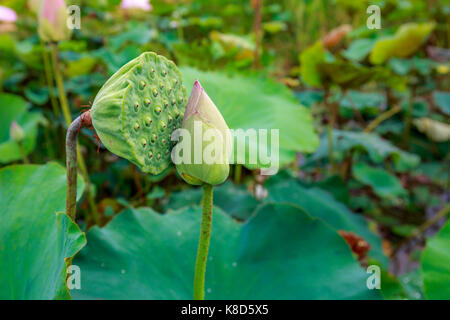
[174, 110, 180, 118]
[148, 152, 153, 158]
[151, 134, 157, 143]
[134, 122, 140, 131]
[178, 95, 184, 104]
[168, 115, 173, 122]
[134, 102, 139, 112]
[163, 100, 169, 108]
[144, 116, 152, 127]
[154, 106, 162, 115]
[161, 70, 167, 77]
[144, 98, 151, 106]
[168, 86, 172, 93]
[162, 138, 166, 144]
[141, 138, 147, 148]
[139, 80, 146, 90]
[160, 120, 167, 130]
[151, 68, 155, 76]
[157, 153, 161, 160]
[159, 82, 164, 89]
[171, 98, 176, 106]
[152, 89, 158, 97]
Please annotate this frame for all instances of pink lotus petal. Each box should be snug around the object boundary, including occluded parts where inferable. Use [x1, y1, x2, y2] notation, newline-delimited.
[120, 0, 152, 11]
[40, 0, 65, 25]
[0, 5, 18, 23]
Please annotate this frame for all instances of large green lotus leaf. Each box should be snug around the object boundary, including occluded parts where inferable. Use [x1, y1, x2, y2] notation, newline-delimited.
[369, 23, 435, 65]
[353, 162, 406, 199]
[307, 130, 420, 171]
[165, 181, 259, 220]
[265, 179, 387, 266]
[421, 220, 450, 299]
[0, 93, 43, 164]
[0, 163, 86, 299]
[180, 68, 319, 168]
[72, 203, 381, 299]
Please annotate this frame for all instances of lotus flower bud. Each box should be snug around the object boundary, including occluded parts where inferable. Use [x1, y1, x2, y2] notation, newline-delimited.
[10, 121, 25, 142]
[173, 80, 231, 186]
[90, 52, 187, 175]
[38, 0, 72, 42]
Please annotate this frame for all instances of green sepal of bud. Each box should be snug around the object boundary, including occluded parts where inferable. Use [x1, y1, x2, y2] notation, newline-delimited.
[174, 80, 231, 186]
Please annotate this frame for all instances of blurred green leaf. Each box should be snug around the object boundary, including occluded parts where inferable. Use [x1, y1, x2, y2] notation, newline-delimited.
[0, 94, 42, 164]
[308, 130, 420, 171]
[342, 38, 377, 62]
[181, 67, 319, 168]
[370, 23, 435, 65]
[353, 162, 406, 199]
[433, 91, 450, 115]
[299, 41, 325, 87]
[422, 220, 450, 299]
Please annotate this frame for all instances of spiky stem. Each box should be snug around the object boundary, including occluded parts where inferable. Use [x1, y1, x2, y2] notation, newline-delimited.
[66, 116, 81, 220]
[51, 42, 99, 223]
[65, 111, 91, 220]
[193, 184, 214, 300]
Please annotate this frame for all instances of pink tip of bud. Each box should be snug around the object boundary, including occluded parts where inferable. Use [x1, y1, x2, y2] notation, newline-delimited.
[0, 5, 18, 23]
[40, 0, 66, 25]
[120, 0, 153, 11]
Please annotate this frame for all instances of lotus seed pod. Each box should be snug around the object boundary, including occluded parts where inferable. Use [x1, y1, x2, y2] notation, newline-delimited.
[90, 52, 187, 174]
[174, 80, 231, 186]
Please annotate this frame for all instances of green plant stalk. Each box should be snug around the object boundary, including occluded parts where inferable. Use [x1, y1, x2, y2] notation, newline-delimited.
[324, 89, 335, 173]
[18, 141, 29, 164]
[193, 184, 214, 300]
[50, 42, 99, 224]
[41, 41, 60, 117]
[364, 105, 402, 133]
[403, 85, 416, 147]
[395, 205, 449, 254]
[327, 121, 334, 173]
[50, 43, 72, 125]
[252, 0, 262, 69]
[234, 164, 242, 184]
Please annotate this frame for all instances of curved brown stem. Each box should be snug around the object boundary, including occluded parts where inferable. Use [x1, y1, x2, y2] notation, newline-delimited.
[66, 111, 91, 220]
